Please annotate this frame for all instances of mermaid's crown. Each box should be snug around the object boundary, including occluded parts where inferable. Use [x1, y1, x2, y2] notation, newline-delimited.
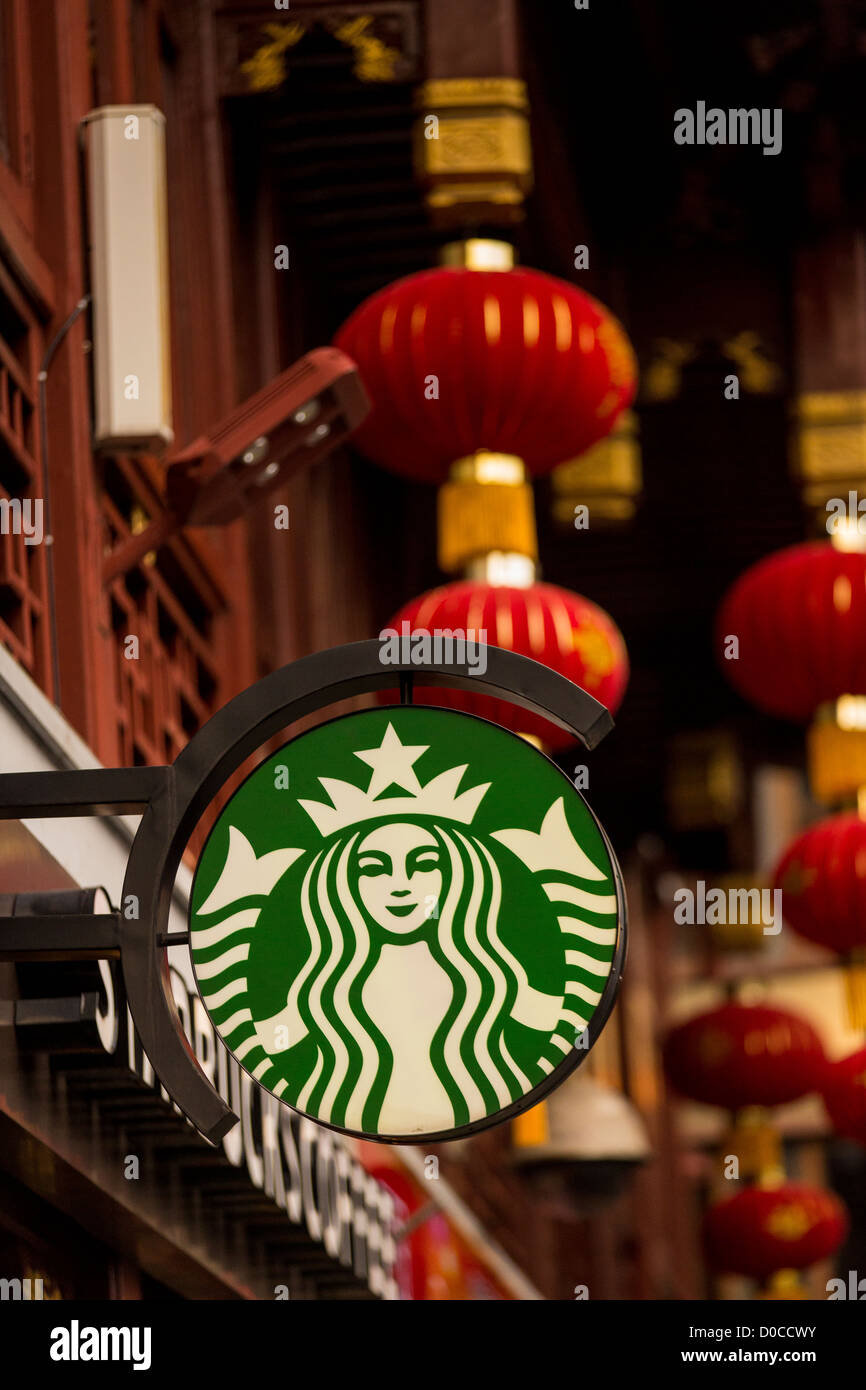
[298, 722, 489, 836]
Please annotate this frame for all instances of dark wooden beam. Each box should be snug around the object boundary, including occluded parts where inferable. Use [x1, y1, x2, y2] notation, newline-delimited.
[423, 0, 520, 78]
[794, 231, 866, 393]
[92, 0, 135, 105]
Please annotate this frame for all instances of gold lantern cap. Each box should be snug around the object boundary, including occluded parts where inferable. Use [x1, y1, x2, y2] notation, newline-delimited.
[440, 239, 516, 270]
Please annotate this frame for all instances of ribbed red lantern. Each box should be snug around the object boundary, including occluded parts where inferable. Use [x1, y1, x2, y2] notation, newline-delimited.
[704, 1183, 848, 1280]
[822, 1048, 866, 1145]
[716, 542, 866, 722]
[663, 1003, 825, 1110]
[773, 813, 866, 954]
[334, 266, 637, 483]
[383, 580, 629, 750]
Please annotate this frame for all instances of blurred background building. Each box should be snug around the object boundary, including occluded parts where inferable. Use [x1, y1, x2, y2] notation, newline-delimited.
[1, 0, 866, 1300]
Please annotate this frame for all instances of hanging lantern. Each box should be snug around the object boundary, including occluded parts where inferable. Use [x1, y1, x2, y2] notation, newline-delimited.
[334, 252, 636, 575]
[704, 1183, 848, 1285]
[663, 1003, 825, 1111]
[384, 579, 629, 750]
[773, 813, 866, 954]
[716, 542, 866, 804]
[773, 812, 866, 1025]
[334, 263, 636, 483]
[663, 1002, 825, 1181]
[822, 1048, 866, 1145]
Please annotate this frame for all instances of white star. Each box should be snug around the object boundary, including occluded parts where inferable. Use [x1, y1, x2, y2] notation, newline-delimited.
[355, 723, 429, 799]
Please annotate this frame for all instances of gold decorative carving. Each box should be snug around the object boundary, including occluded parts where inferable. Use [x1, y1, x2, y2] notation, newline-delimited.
[327, 15, 400, 82]
[239, 13, 403, 92]
[793, 390, 866, 508]
[800, 425, 866, 478]
[551, 412, 641, 527]
[722, 331, 782, 394]
[415, 77, 532, 217]
[427, 180, 526, 210]
[642, 339, 696, 401]
[643, 333, 781, 402]
[240, 21, 306, 92]
[796, 390, 866, 422]
[418, 77, 529, 110]
[421, 114, 531, 174]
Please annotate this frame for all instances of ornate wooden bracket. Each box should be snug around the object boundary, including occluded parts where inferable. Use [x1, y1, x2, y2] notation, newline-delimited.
[642, 334, 782, 402]
[216, 5, 422, 96]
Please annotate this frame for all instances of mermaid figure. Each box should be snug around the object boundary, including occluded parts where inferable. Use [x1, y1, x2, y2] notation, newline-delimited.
[193, 721, 618, 1138]
[254, 813, 563, 1135]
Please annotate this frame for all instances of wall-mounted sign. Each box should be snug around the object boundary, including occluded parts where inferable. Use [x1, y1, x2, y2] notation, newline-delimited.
[0, 641, 625, 1146]
[190, 707, 624, 1142]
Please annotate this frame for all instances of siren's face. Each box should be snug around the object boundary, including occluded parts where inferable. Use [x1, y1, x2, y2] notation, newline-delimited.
[354, 822, 443, 935]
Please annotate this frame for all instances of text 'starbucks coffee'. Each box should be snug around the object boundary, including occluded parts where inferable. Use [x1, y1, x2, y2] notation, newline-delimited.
[190, 707, 624, 1142]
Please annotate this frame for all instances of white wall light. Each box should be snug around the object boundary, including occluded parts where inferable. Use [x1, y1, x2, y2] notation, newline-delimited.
[83, 105, 173, 451]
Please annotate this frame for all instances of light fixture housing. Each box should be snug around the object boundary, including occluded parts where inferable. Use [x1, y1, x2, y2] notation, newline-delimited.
[83, 105, 173, 451]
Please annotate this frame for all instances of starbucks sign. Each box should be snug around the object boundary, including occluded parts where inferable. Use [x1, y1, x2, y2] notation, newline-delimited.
[190, 707, 624, 1142]
[0, 640, 625, 1146]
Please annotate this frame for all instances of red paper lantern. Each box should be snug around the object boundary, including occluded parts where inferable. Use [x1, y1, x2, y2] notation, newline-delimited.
[822, 1048, 866, 1145]
[334, 266, 636, 483]
[716, 541, 866, 722]
[704, 1183, 848, 1279]
[663, 1003, 825, 1111]
[773, 812, 866, 955]
[384, 580, 629, 750]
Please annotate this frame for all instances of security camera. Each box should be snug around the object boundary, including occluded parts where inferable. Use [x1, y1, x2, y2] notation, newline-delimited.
[103, 347, 369, 581]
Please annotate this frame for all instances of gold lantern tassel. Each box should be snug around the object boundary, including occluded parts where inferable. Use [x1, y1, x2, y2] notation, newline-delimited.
[722, 1107, 784, 1186]
[438, 451, 538, 575]
[807, 698, 866, 806]
[844, 948, 866, 1031]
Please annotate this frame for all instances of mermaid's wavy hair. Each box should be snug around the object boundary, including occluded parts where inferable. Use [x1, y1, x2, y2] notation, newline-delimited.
[287, 819, 531, 1133]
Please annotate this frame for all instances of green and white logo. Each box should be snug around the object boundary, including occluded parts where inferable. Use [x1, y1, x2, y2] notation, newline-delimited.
[190, 707, 623, 1142]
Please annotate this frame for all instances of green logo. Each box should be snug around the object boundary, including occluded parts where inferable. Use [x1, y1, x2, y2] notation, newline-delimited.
[190, 707, 622, 1141]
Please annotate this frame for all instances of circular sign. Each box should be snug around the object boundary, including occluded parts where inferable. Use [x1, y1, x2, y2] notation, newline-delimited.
[189, 707, 625, 1142]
